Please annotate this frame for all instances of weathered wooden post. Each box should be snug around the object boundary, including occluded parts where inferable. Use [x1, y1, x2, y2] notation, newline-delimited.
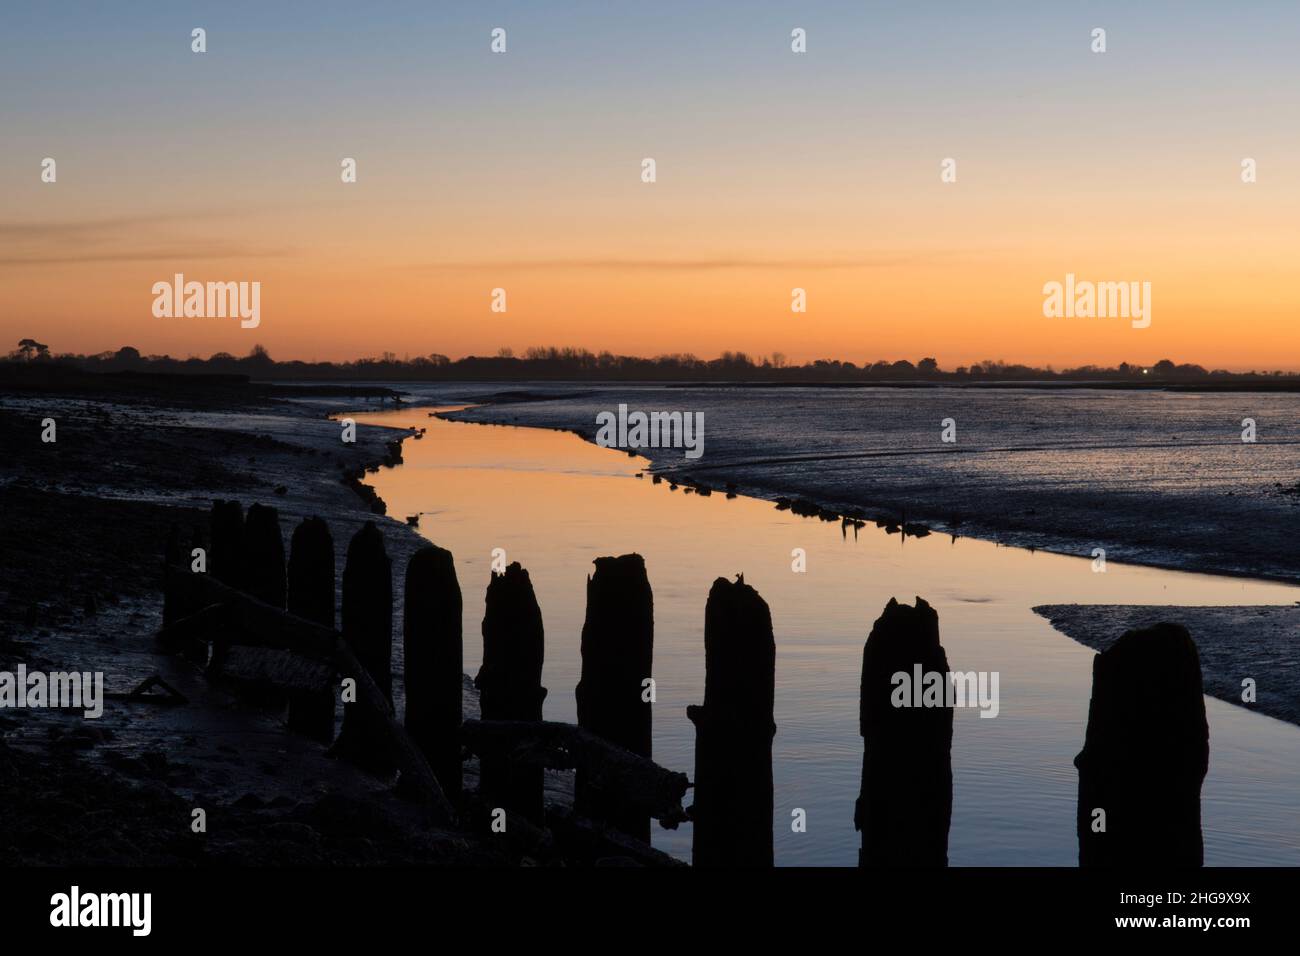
[162, 524, 205, 662]
[687, 574, 775, 867]
[203, 500, 245, 675]
[854, 596, 953, 867]
[475, 562, 547, 824]
[181, 524, 209, 663]
[234, 503, 289, 708]
[163, 524, 184, 632]
[404, 544, 463, 805]
[1075, 622, 1209, 866]
[242, 503, 286, 609]
[209, 499, 244, 587]
[333, 521, 395, 776]
[287, 516, 337, 742]
[575, 553, 654, 842]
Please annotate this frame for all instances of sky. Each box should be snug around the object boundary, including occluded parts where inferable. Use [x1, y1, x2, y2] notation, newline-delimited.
[2, 1, 1298, 369]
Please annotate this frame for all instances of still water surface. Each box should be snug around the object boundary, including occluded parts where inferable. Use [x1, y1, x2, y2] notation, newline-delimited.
[353, 407, 1300, 866]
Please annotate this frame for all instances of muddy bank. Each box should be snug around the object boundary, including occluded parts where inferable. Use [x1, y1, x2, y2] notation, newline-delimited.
[439, 387, 1300, 585]
[0, 379, 509, 865]
[1034, 604, 1300, 727]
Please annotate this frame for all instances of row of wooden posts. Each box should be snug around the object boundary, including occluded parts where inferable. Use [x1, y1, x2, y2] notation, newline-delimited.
[163, 500, 1210, 866]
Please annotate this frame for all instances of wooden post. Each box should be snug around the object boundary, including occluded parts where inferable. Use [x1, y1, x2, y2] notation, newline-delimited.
[209, 499, 244, 588]
[162, 524, 206, 666]
[333, 521, 395, 776]
[687, 574, 775, 867]
[404, 544, 463, 805]
[1075, 623, 1209, 866]
[854, 596, 953, 867]
[287, 516, 336, 742]
[242, 503, 286, 609]
[183, 525, 208, 663]
[475, 562, 547, 824]
[236, 503, 288, 709]
[575, 553, 654, 842]
[163, 525, 184, 632]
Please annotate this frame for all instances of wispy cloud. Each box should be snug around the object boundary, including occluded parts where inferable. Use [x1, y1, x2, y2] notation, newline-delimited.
[0, 212, 292, 267]
[0, 212, 215, 239]
[0, 244, 293, 266]
[404, 253, 956, 273]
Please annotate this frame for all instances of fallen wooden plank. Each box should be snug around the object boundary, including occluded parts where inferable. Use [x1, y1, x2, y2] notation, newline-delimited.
[104, 675, 189, 705]
[166, 566, 335, 659]
[155, 602, 225, 659]
[162, 565, 456, 826]
[461, 719, 690, 827]
[221, 645, 335, 694]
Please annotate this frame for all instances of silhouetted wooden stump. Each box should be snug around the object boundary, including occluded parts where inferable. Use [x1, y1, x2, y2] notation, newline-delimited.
[854, 596, 953, 867]
[163, 524, 184, 631]
[333, 521, 395, 776]
[1075, 622, 1209, 866]
[181, 525, 208, 663]
[475, 562, 547, 824]
[158, 563, 455, 823]
[209, 499, 244, 587]
[237, 504, 288, 709]
[687, 574, 775, 867]
[575, 553, 654, 842]
[287, 516, 336, 742]
[242, 503, 286, 609]
[162, 524, 207, 665]
[404, 544, 463, 805]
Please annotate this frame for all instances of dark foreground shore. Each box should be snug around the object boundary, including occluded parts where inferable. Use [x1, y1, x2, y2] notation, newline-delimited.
[0, 374, 513, 865]
[3, 372, 1296, 870]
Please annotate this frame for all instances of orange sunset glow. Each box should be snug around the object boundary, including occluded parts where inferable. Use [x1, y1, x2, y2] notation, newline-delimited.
[4, 4, 1299, 370]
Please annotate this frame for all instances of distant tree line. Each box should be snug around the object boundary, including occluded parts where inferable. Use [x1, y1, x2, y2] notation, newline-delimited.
[6, 341, 1298, 384]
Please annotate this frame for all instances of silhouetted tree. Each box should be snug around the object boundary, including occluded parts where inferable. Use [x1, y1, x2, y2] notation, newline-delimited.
[13, 338, 49, 361]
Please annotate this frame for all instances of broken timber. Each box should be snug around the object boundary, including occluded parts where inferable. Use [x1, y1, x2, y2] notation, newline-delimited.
[460, 718, 690, 828]
[104, 675, 189, 705]
[162, 563, 456, 825]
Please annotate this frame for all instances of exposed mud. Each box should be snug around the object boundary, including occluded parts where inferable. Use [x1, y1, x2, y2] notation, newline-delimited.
[1034, 604, 1300, 727]
[0, 382, 510, 865]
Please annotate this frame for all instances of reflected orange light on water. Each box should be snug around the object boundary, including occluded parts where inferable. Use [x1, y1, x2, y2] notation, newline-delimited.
[349, 407, 1300, 866]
